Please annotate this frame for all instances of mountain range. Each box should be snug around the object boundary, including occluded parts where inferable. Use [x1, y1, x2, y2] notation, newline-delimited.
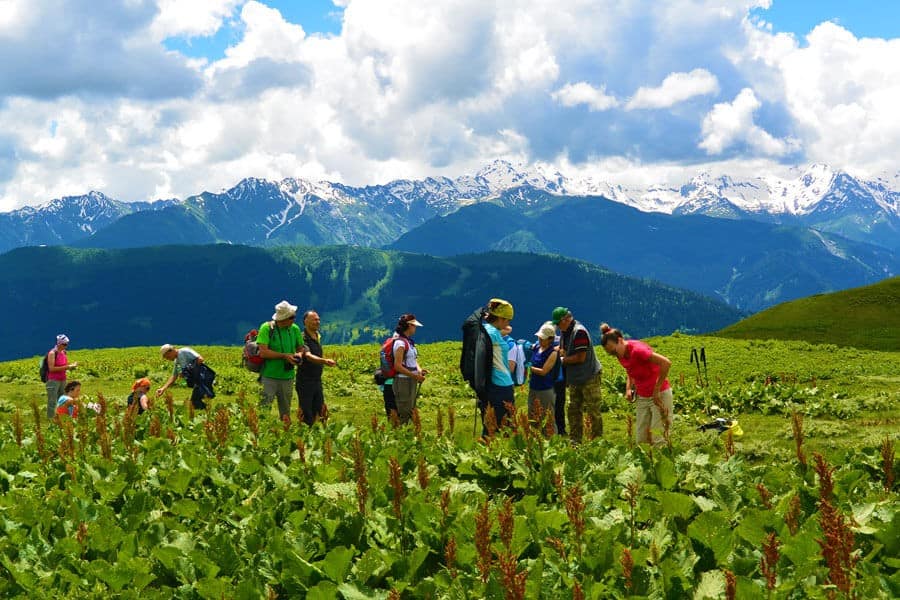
[3, 161, 898, 251]
[0, 244, 741, 361]
[0, 161, 896, 314]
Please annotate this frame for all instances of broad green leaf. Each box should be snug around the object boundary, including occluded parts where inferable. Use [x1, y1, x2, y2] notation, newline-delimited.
[654, 455, 677, 490]
[164, 469, 194, 495]
[266, 464, 291, 487]
[318, 545, 355, 583]
[735, 508, 778, 547]
[196, 577, 232, 599]
[170, 498, 199, 518]
[352, 548, 394, 585]
[656, 491, 697, 519]
[687, 511, 734, 564]
[693, 495, 717, 512]
[306, 580, 339, 600]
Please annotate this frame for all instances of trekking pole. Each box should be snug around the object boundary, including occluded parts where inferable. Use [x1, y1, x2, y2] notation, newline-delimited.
[474, 398, 479, 436]
[700, 347, 709, 388]
[690, 348, 701, 385]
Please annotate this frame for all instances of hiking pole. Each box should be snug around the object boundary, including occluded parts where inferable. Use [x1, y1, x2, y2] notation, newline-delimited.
[474, 398, 479, 437]
[700, 347, 709, 388]
[690, 348, 701, 385]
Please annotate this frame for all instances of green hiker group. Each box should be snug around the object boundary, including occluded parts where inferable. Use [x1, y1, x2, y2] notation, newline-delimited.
[43, 297, 674, 445]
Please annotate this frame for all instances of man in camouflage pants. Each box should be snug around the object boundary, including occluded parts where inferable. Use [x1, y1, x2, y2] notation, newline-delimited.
[552, 307, 603, 442]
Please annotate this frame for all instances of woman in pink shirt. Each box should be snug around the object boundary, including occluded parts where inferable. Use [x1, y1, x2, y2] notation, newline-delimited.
[45, 334, 79, 420]
[600, 324, 673, 446]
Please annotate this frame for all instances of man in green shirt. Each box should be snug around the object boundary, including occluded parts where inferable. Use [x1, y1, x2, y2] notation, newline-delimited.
[257, 300, 307, 420]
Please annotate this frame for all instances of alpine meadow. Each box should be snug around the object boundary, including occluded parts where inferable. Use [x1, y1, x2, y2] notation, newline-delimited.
[0, 281, 897, 597]
[2, 1, 900, 598]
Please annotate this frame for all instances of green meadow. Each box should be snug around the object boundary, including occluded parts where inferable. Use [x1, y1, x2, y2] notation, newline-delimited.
[0, 336, 897, 597]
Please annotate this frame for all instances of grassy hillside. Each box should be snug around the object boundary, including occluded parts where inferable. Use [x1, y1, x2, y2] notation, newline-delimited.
[0, 244, 741, 361]
[390, 191, 900, 312]
[717, 276, 900, 351]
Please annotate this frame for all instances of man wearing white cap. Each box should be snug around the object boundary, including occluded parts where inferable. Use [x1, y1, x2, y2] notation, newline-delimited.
[45, 334, 78, 419]
[157, 344, 213, 409]
[256, 300, 308, 420]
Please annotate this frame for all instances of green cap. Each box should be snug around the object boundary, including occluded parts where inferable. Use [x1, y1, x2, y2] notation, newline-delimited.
[551, 306, 569, 325]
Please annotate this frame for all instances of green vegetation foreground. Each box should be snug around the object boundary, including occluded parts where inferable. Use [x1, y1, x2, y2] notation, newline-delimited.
[0, 336, 897, 597]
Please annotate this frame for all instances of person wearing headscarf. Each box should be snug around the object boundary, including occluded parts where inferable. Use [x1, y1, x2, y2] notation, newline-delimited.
[45, 334, 78, 420]
[481, 298, 515, 434]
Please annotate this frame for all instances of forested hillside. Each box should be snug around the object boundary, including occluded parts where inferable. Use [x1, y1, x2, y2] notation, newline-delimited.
[0, 244, 741, 360]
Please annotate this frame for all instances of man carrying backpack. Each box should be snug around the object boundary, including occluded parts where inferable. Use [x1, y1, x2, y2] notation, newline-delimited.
[44, 334, 78, 420]
[552, 306, 603, 442]
[256, 300, 307, 420]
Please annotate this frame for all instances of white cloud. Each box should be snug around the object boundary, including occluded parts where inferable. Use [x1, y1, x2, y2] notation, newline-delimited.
[700, 88, 795, 155]
[626, 69, 719, 110]
[552, 82, 619, 111]
[2, 1, 900, 210]
[151, 0, 242, 40]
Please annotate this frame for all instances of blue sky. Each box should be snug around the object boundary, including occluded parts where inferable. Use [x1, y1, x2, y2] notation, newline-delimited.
[753, 1, 900, 40]
[1, 0, 900, 210]
[165, 1, 344, 60]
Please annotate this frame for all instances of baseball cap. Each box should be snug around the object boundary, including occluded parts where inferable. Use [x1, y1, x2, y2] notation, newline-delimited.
[551, 307, 570, 325]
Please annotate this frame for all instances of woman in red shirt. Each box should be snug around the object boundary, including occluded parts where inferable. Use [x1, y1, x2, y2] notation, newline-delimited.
[600, 324, 673, 446]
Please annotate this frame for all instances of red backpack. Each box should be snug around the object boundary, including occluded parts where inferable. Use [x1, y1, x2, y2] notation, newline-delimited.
[373, 335, 410, 384]
[242, 328, 265, 372]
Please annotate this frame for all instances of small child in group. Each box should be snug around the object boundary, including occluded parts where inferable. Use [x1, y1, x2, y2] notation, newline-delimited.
[56, 380, 82, 418]
[127, 377, 152, 414]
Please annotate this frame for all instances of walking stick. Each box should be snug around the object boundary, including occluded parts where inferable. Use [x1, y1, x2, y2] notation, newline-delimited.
[700, 347, 709, 388]
[690, 348, 701, 385]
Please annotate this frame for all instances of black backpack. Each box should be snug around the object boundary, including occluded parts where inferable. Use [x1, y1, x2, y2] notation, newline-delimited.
[39, 353, 50, 383]
[460, 307, 492, 397]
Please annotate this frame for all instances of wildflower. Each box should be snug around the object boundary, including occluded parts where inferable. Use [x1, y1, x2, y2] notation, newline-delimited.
[475, 500, 493, 581]
[417, 455, 429, 490]
[12, 408, 23, 446]
[621, 547, 634, 591]
[756, 482, 773, 509]
[445, 536, 458, 578]
[724, 569, 736, 600]
[784, 494, 801, 536]
[389, 456, 405, 520]
[760, 531, 779, 591]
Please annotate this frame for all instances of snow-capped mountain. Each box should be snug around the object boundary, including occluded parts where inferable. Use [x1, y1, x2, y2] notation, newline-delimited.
[1, 161, 898, 255]
[0, 192, 177, 251]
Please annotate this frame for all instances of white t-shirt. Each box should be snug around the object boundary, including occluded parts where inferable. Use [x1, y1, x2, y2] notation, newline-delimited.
[393, 338, 418, 377]
[508, 343, 526, 385]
